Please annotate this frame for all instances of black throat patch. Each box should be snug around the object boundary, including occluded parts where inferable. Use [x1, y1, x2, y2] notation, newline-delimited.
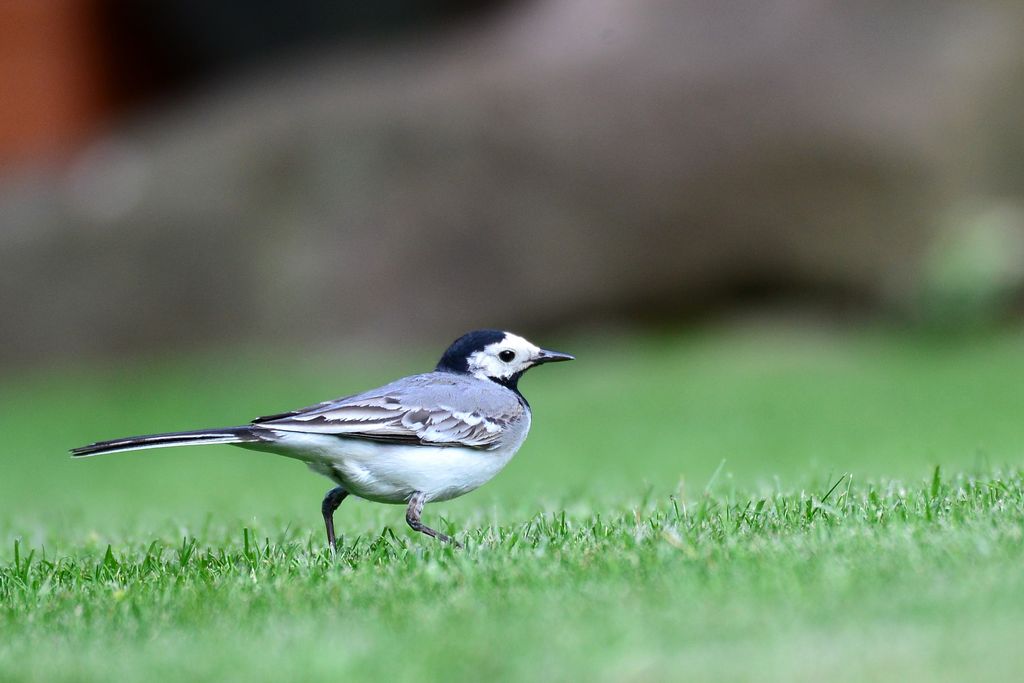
[490, 371, 530, 408]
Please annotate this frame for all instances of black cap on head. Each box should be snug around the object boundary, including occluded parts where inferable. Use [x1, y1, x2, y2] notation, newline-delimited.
[436, 329, 507, 373]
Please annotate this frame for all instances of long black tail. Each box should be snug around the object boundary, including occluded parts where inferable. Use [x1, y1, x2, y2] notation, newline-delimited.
[70, 426, 261, 458]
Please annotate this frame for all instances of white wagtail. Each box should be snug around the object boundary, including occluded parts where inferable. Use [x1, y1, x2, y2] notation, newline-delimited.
[71, 330, 573, 550]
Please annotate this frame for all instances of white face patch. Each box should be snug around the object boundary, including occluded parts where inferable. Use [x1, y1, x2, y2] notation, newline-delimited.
[466, 333, 543, 381]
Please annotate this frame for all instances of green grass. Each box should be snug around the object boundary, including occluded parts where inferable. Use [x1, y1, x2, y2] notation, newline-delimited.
[2, 327, 1024, 681]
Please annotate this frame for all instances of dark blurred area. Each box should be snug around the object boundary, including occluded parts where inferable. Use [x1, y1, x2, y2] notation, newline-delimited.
[2, 0, 1024, 368]
[0, 1, 504, 165]
[101, 1, 506, 113]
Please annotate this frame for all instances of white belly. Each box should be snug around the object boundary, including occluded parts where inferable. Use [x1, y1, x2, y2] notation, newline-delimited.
[263, 430, 524, 503]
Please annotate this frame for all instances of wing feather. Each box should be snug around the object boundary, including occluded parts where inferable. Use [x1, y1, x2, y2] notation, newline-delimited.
[252, 374, 522, 450]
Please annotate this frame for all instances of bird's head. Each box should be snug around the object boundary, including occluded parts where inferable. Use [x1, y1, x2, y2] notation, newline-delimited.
[435, 329, 574, 388]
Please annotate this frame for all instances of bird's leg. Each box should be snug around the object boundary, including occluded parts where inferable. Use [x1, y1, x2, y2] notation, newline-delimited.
[321, 486, 349, 554]
[406, 491, 462, 548]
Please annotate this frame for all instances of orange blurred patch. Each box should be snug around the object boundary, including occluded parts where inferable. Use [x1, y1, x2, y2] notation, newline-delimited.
[0, 0, 110, 170]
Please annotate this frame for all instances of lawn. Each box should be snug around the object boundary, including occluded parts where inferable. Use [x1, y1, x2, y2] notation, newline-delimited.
[2, 326, 1024, 681]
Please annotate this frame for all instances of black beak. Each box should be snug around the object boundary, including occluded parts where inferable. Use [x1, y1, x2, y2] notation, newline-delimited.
[533, 348, 575, 365]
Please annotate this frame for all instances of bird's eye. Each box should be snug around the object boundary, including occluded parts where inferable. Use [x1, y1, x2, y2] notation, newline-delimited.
[498, 350, 516, 363]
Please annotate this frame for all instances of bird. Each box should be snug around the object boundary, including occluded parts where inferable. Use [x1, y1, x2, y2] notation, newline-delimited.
[71, 330, 573, 551]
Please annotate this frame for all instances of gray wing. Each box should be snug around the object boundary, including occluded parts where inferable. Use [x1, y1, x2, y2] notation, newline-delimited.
[252, 373, 523, 450]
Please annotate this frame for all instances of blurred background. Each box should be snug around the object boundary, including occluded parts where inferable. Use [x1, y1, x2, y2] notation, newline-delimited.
[4, 0, 1024, 366]
[2, 0, 1024, 532]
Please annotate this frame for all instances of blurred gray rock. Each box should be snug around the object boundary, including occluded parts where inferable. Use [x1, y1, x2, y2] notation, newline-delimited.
[3, 0, 1024, 365]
